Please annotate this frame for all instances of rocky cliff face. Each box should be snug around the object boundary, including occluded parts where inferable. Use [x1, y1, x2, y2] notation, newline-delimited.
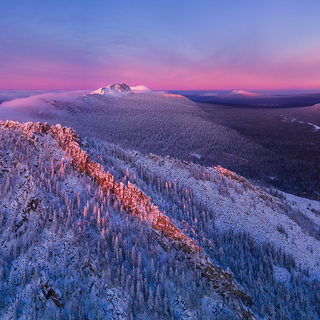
[0, 121, 256, 319]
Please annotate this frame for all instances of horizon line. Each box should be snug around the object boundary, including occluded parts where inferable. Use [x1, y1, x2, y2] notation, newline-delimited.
[1, 87, 320, 93]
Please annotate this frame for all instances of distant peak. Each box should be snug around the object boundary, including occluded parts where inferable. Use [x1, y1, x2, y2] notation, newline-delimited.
[91, 83, 133, 96]
[230, 90, 260, 97]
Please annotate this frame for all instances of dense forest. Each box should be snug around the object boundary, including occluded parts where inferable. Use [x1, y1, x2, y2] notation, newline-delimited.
[2, 87, 320, 319]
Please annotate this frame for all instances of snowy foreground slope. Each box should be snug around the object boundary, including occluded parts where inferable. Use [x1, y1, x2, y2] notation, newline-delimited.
[82, 141, 320, 319]
[1, 121, 320, 319]
[0, 121, 255, 320]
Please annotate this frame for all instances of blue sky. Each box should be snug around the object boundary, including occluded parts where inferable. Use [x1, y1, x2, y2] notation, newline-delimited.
[1, 0, 320, 90]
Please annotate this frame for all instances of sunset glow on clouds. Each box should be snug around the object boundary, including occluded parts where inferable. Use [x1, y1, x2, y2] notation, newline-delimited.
[1, 0, 320, 91]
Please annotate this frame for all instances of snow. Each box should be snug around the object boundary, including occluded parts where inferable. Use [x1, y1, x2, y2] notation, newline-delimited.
[90, 83, 133, 96]
[229, 90, 260, 97]
[281, 116, 320, 132]
[0, 121, 255, 320]
[308, 122, 320, 131]
[130, 85, 152, 94]
[3, 85, 320, 318]
[273, 265, 291, 286]
[189, 152, 201, 160]
[282, 191, 320, 228]
[129, 151, 320, 278]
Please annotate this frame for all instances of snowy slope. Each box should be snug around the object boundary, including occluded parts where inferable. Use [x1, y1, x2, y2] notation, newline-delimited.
[83, 137, 320, 318]
[0, 121, 256, 320]
[2, 85, 320, 318]
[126, 151, 320, 278]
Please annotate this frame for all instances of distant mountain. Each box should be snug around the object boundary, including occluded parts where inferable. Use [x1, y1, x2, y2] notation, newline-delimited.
[90, 83, 133, 96]
[228, 90, 261, 97]
[189, 90, 320, 108]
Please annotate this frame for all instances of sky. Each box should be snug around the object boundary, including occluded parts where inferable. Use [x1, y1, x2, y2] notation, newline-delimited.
[1, 0, 320, 91]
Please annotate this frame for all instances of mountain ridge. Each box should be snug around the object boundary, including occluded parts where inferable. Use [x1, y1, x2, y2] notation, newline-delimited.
[0, 120, 256, 319]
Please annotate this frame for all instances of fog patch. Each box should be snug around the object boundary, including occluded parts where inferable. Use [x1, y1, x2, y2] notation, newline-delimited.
[0, 89, 56, 104]
[0, 90, 89, 122]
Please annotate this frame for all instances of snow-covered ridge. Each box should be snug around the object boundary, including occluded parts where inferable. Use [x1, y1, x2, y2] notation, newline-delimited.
[0, 120, 256, 319]
[129, 150, 320, 278]
[3, 119, 320, 318]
